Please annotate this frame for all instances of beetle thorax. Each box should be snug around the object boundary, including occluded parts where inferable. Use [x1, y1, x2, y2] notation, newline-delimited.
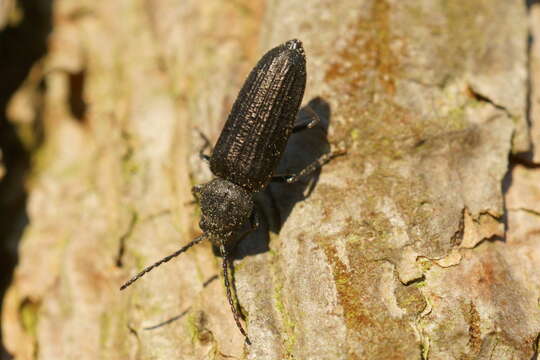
[196, 178, 253, 236]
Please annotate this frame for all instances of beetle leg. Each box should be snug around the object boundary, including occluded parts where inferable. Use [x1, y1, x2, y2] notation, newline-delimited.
[292, 105, 320, 133]
[235, 210, 259, 241]
[195, 127, 212, 162]
[191, 184, 203, 199]
[249, 210, 260, 230]
[218, 238, 251, 345]
[271, 148, 346, 184]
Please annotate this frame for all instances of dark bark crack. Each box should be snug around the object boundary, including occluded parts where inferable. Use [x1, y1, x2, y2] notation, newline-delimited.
[466, 85, 512, 115]
[115, 211, 138, 268]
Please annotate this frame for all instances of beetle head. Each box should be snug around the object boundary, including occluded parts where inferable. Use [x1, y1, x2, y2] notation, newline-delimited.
[194, 179, 254, 236]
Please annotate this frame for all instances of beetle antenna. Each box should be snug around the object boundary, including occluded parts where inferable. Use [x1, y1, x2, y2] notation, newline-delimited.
[120, 234, 207, 290]
[218, 238, 251, 345]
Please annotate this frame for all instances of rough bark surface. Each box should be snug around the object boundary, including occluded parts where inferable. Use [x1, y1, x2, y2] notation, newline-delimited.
[1, 0, 540, 359]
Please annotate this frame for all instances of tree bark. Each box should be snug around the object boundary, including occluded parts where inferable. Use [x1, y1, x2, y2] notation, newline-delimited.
[1, 0, 540, 359]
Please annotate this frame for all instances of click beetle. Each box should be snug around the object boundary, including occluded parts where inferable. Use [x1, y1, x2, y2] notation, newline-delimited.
[120, 39, 344, 345]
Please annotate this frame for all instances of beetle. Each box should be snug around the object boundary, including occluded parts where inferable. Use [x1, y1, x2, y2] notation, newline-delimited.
[120, 39, 344, 344]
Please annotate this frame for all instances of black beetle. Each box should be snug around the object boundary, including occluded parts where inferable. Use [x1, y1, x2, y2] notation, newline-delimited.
[120, 39, 343, 344]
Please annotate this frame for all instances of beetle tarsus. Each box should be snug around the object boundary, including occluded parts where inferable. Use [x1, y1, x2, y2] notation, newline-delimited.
[272, 147, 346, 184]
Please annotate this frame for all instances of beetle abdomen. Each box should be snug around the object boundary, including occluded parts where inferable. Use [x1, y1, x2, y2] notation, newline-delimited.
[210, 39, 306, 191]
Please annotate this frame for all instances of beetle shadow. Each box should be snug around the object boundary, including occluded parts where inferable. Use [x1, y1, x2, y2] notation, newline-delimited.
[143, 308, 190, 330]
[142, 273, 218, 330]
[234, 97, 333, 259]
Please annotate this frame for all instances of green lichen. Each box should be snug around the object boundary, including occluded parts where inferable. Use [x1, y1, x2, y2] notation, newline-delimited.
[395, 285, 427, 315]
[30, 141, 55, 181]
[99, 312, 111, 348]
[20, 299, 39, 338]
[98, 310, 132, 359]
[185, 311, 201, 343]
[274, 283, 297, 357]
[185, 310, 212, 345]
[270, 251, 297, 358]
[443, 106, 467, 131]
[420, 336, 430, 360]
[418, 258, 432, 272]
[346, 234, 363, 244]
[16, 121, 40, 151]
[121, 155, 139, 177]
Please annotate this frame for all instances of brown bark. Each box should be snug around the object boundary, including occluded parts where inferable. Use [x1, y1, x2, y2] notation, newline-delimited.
[1, 0, 540, 359]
